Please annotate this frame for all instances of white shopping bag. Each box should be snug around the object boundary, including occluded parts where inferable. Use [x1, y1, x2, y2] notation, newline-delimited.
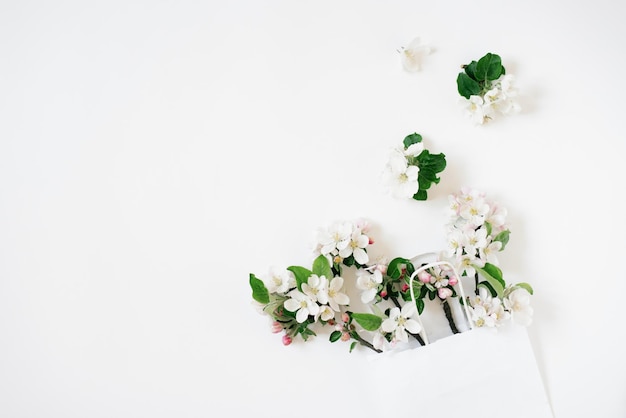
[364, 258, 554, 418]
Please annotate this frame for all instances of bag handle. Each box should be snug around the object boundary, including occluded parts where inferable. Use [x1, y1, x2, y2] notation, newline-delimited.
[409, 253, 475, 345]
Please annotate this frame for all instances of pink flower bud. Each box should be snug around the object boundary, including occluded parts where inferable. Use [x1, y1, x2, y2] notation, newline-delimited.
[341, 332, 351, 342]
[342, 312, 350, 323]
[418, 271, 432, 284]
[327, 319, 335, 326]
[448, 276, 458, 286]
[369, 237, 375, 245]
[271, 321, 283, 334]
[282, 334, 292, 346]
[401, 283, 409, 292]
[438, 287, 453, 299]
[380, 289, 387, 298]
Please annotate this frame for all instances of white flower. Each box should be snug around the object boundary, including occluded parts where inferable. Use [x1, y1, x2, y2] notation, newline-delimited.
[464, 95, 488, 125]
[381, 303, 422, 343]
[264, 266, 296, 294]
[404, 142, 424, 157]
[302, 274, 328, 305]
[339, 228, 370, 265]
[317, 304, 335, 322]
[470, 305, 496, 328]
[382, 150, 420, 199]
[400, 37, 431, 72]
[446, 228, 465, 258]
[316, 221, 352, 256]
[497, 74, 521, 115]
[463, 227, 488, 256]
[457, 252, 480, 277]
[486, 202, 508, 232]
[483, 87, 504, 117]
[480, 240, 502, 265]
[469, 287, 509, 327]
[284, 290, 320, 323]
[356, 269, 383, 303]
[327, 276, 350, 312]
[459, 197, 489, 227]
[499, 74, 518, 97]
[504, 288, 533, 326]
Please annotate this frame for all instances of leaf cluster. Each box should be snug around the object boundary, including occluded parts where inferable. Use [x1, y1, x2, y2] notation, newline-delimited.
[403, 133, 446, 201]
[456, 52, 505, 99]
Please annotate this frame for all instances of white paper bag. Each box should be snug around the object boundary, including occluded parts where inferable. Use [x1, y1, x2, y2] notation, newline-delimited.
[364, 259, 554, 418]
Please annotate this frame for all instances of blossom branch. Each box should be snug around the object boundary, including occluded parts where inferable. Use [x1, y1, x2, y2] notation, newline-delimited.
[442, 299, 459, 334]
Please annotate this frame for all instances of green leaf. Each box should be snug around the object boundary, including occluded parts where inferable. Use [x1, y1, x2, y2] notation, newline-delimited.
[515, 282, 534, 295]
[474, 263, 505, 296]
[349, 341, 357, 353]
[403, 132, 423, 149]
[493, 230, 510, 251]
[312, 254, 332, 279]
[387, 257, 411, 280]
[329, 330, 342, 343]
[351, 313, 383, 331]
[475, 52, 503, 81]
[457, 72, 481, 99]
[415, 298, 425, 315]
[477, 281, 498, 297]
[464, 60, 478, 80]
[413, 150, 446, 201]
[249, 274, 270, 304]
[418, 152, 447, 172]
[412, 189, 428, 201]
[287, 266, 312, 291]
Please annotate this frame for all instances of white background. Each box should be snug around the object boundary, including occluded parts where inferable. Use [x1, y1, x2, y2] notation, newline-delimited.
[1, 1, 625, 417]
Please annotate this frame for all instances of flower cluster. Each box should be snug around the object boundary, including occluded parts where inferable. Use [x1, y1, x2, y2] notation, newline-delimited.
[250, 189, 534, 354]
[382, 133, 446, 200]
[314, 219, 373, 268]
[456, 52, 520, 125]
[443, 187, 533, 328]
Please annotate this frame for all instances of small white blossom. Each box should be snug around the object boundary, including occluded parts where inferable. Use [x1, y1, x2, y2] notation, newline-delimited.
[284, 290, 320, 323]
[404, 142, 424, 157]
[459, 197, 490, 227]
[382, 150, 419, 199]
[464, 95, 488, 125]
[356, 269, 383, 303]
[302, 274, 328, 305]
[339, 227, 370, 265]
[316, 304, 335, 322]
[381, 303, 422, 343]
[461, 74, 520, 124]
[469, 287, 510, 327]
[327, 276, 350, 312]
[480, 240, 502, 265]
[399, 37, 431, 72]
[264, 266, 296, 294]
[504, 288, 533, 326]
[316, 221, 352, 256]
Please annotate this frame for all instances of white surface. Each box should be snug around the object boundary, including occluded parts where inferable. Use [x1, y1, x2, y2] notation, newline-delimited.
[1, 1, 625, 417]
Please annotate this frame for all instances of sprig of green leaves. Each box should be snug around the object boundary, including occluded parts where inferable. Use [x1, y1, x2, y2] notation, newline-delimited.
[456, 52, 506, 99]
[403, 133, 446, 201]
